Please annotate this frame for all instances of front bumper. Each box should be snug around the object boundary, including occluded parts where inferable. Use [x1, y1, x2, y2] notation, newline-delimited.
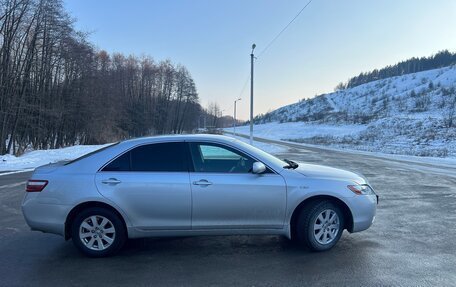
[348, 194, 377, 233]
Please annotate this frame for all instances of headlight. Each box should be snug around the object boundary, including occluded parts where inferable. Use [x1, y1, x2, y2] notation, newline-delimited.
[347, 184, 375, 195]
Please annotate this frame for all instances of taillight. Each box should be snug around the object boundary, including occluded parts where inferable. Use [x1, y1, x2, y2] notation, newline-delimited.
[26, 180, 48, 192]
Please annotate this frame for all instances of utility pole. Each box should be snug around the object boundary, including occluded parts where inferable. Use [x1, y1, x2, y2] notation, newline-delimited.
[233, 98, 241, 136]
[249, 43, 256, 145]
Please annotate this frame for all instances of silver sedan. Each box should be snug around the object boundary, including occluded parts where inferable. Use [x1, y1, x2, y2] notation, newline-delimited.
[22, 135, 377, 257]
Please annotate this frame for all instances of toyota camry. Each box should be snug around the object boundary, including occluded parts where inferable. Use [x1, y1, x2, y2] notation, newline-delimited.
[22, 135, 377, 257]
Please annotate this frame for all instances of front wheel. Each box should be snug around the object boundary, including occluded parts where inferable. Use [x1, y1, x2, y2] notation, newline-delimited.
[296, 201, 345, 251]
[71, 207, 126, 257]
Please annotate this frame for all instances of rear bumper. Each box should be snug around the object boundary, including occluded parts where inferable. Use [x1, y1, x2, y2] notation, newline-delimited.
[348, 194, 377, 233]
[22, 197, 70, 237]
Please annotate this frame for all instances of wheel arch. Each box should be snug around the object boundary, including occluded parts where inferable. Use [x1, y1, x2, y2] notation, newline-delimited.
[65, 201, 128, 240]
[290, 195, 354, 239]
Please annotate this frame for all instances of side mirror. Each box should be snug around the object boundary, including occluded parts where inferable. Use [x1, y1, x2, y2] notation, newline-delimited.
[252, 162, 266, 174]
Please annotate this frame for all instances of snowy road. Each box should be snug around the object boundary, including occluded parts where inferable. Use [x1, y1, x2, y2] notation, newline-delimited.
[1, 139, 455, 286]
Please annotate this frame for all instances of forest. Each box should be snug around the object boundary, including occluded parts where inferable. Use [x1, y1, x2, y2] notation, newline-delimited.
[0, 0, 210, 155]
[336, 50, 456, 90]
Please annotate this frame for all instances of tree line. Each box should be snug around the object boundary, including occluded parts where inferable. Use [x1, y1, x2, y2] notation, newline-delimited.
[336, 50, 456, 90]
[0, 0, 203, 155]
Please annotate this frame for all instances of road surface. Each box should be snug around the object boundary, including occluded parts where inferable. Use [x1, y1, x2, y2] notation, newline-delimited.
[1, 138, 455, 286]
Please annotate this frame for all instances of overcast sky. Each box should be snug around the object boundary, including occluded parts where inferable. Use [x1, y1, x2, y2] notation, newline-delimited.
[65, 0, 456, 120]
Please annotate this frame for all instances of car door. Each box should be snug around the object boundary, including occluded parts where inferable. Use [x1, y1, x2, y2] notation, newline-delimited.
[95, 142, 192, 230]
[188, 142, 287, 230]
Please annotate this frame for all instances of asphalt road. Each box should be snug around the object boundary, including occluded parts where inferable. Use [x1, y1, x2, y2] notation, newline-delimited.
[1, 139, 456, 286]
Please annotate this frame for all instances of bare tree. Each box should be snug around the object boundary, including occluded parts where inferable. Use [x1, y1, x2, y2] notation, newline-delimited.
[0, 0, 203, 155]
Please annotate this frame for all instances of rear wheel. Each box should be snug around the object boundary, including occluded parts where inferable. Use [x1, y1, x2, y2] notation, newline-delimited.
[71, 207, 126, 257]
[296, 200, 344, 251]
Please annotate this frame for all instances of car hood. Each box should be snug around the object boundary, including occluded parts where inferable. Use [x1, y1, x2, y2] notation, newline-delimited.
[293, 163, 365, 183]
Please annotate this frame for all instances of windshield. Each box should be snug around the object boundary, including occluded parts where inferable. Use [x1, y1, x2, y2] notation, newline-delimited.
[233, 139, 288, 169]
[65, 142, 119, 165]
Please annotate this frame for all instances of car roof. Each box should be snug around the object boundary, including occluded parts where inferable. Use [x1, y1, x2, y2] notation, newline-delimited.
[61, 133, 286, 174]
[121, 134, 237, 145]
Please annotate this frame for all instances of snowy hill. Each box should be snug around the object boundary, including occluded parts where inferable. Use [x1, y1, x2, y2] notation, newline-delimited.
[246, 65, 456, 157]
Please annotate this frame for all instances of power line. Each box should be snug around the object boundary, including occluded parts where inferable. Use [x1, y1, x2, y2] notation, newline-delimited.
[238, 75, 250, 100]
[231, 0, 314, 115]
[226, 75, 249, 113]
[257, 0, 314, 59]
[223, 102, 235, 114]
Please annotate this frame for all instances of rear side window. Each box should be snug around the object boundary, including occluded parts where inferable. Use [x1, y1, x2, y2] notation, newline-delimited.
[103, 152, 130, 171]
[103, 142, 188, 172]
[131, 142, 187, 172]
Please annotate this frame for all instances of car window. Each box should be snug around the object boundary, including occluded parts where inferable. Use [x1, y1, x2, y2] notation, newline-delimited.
[190, 143, 255, 173]
[132, 142, 188, 172]
[200, 145, 242, 160]
[102, 151, 131, 171]
[102, 142, 188, 172]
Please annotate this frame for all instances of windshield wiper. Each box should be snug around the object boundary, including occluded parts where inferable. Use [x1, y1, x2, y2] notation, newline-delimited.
[283, 159, 299, 169]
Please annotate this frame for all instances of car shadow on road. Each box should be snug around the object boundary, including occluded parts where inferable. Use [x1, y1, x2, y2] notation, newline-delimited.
[7, 232, 381, 286]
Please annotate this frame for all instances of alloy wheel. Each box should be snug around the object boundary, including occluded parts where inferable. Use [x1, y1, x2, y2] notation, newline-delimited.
[79, 215, 116, 251]
[313, 209, 340, 245]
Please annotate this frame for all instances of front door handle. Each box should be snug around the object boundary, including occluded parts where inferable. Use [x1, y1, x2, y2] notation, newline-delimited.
[193, 179, 212, 186]
[101, 178, 122, 185]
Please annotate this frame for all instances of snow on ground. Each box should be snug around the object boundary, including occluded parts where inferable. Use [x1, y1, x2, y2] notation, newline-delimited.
[225, 120, 456, 162]
[228, 122, 367, 141]
[0, 145, 108, 172]
[2, 124, 452, 174]
[266, 135, 456, 167]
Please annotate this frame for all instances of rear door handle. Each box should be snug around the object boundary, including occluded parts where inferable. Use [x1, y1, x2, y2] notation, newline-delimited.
[101, 178, 122, 185]
[193, 179, 212, 186]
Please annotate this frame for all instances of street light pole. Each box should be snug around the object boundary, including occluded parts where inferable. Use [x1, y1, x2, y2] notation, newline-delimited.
[219, 109, 225, 129]
[249, 43, 256, 145]
[233, 98, 241, 136]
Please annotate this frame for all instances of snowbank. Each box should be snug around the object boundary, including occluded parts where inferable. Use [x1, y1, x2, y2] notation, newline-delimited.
[228, 122, 366, 140]
[0, 145, 108, 172]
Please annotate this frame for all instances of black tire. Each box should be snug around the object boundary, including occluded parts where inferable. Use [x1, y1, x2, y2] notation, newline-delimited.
[295, 200, 345, 251]
[71, 207, 126, 257]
